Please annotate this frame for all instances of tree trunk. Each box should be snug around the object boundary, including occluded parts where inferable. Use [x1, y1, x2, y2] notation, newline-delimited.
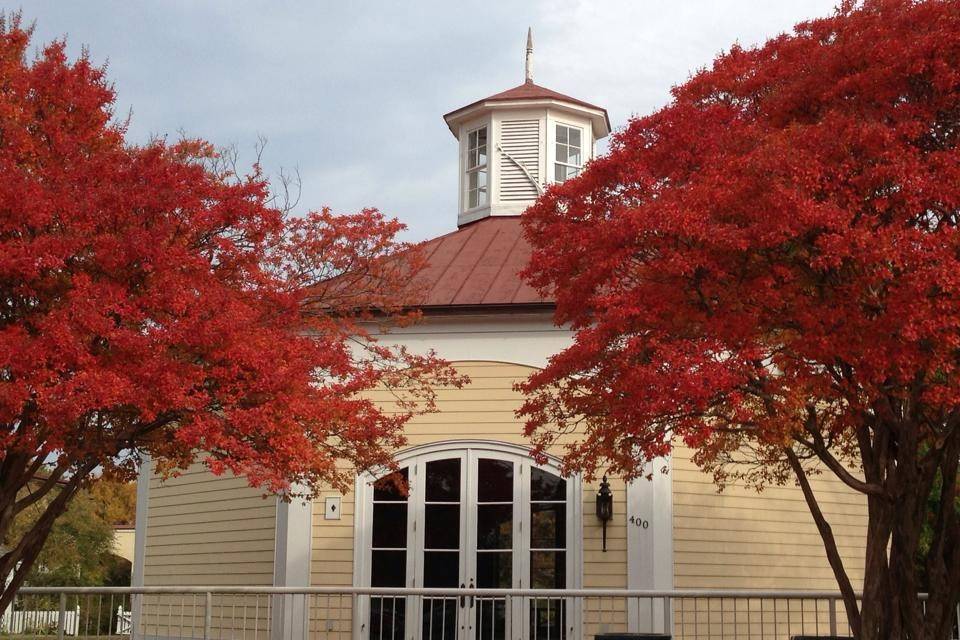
[794, 415, 960, 640]
[0, 460, 96, 614]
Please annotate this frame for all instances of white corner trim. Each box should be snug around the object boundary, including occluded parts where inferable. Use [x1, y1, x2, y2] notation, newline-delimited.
[272, 490, 313, 640]
[130, 454, 151, 639]
[131, 455, 151, 587]
[626, 456, 674, 634]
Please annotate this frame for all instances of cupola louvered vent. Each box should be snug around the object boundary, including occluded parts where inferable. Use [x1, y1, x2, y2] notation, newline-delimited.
[498, 119, 541, 202]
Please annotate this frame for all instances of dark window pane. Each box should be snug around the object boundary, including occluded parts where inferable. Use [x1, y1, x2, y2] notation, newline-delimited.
[530, 551, 566, 589]
[371, 550, 406, 587]
[477, 504, 512, 549]
[477, 598, 507, 640]
[421, 598, 457, 640]
[374, 469, 409, 502]
[531, 468, 566, 501]
[530, 599, 566, 640]
[371, 596, 406, 640]
[423, 551, 459, 587]
[426, 459, 460, 502]
[425, 505, 460, 549]
[477, 552, 512, 588]
[372, 503, 407, 548]
[477, 459, 513, 502]
[531, 503, 565, 549]
[569, 128, 581, 148]
[557, 125, 568, 144]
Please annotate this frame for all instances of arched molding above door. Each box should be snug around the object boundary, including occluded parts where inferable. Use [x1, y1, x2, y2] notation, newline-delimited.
[357, 439, 564, 485]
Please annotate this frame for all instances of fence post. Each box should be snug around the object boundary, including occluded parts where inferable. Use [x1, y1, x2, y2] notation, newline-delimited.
[828, 597, 838, 635]
[352, 592, 359, 631]
[205, 592, 213, 640]
[57, 592, 67, 640]
[662, 596, 671, 635]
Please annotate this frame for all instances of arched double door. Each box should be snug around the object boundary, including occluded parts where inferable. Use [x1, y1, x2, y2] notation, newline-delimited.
[354, 442, 580, 640]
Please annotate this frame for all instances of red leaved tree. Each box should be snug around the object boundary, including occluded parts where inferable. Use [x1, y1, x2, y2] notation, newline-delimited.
[519, 1, 960, 638]
[0, 16, 461, 610]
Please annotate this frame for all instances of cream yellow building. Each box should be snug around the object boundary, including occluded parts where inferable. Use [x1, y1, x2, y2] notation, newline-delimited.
[112, 526, 136, 565]
[134, 39, 868, 640]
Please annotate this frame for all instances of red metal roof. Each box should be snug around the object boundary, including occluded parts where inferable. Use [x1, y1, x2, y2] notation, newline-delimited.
[410, 216, 550, 308]
[443, 80, 610, 130]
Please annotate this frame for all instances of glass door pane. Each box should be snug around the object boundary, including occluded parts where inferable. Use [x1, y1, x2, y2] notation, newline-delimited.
[370, 469, 409, 640]
[529, 468, 567, 640]
[472, 457, 514, 640]
[422, 458, 463, 640]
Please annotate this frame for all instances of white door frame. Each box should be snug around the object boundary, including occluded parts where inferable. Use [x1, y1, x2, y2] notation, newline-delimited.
[352, 440, 583, 640]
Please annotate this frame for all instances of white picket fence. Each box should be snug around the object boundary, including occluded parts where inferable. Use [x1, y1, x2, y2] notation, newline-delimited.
[114, 605, 131, 635]
[1, 606, 79, 635]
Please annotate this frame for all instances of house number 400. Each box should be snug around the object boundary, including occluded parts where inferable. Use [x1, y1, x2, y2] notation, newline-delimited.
[628, 516, 650, 529]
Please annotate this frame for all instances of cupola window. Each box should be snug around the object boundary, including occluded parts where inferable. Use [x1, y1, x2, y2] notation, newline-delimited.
[466, 126, 489, 209]
[554, 124, 582, 181]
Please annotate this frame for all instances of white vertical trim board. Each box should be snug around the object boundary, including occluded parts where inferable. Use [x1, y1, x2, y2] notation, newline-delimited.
[272, 490, 313, 640]
[132, 455, 151, 588]
[130, 455, 151, 639]
[626, 457, 674, 634]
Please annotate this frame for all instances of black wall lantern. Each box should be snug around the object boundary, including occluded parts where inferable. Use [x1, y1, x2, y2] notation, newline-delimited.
[595, 475, 613, 552]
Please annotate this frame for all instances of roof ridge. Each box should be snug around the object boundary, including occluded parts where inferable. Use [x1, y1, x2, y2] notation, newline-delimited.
[420, 223, 468, 247]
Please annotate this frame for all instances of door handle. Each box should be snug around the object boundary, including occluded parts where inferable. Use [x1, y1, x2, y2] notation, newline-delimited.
[468, 579, 475, 608]
[459, 583, 465, 608]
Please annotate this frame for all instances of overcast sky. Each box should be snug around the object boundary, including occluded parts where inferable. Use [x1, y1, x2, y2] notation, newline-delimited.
[20, 1, 838, 241]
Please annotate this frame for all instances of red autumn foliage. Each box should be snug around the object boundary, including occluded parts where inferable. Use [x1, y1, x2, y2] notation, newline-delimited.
[0, 16, 461, 608]
[520, 1, 960, 637]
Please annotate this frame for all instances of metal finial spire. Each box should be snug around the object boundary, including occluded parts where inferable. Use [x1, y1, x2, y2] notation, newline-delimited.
[525, 28, 533, 83]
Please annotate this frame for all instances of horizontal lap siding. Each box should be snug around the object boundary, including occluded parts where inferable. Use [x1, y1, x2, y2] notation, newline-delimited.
[582, 476, 628, 589]
[311, 361, 628, 593]
[671, 447, 867, 590]
[144, 464, 276, 587]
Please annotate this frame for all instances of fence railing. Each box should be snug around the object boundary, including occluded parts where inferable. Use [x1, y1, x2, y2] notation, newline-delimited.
[1, 587, 957, 640]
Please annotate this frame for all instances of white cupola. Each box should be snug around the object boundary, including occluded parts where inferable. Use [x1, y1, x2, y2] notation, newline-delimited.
[443, 29, 611, 227]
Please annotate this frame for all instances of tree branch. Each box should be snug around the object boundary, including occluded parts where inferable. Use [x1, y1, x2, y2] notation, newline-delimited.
[785, 447, 862, 638]
[795, 409, 887, 497]
[12, 461, 70, 515]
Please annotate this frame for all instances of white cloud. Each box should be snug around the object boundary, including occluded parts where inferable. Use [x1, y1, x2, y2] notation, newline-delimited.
[25, 0, 841, 241]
